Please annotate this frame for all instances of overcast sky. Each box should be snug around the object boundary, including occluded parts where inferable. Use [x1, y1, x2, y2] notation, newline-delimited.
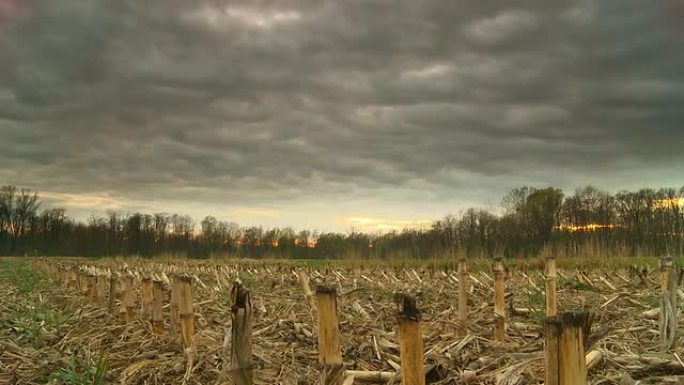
[1, 0, 683, 232]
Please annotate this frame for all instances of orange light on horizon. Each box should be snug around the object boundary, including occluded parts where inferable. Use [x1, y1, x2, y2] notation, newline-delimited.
[556, 223, 622, 232]
[294, 238, 317, 248]
[343, 216, 433, 232]
[655, 198, 684, 209]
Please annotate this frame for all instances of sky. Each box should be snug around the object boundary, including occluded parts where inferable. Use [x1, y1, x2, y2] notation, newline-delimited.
[0, 0, 683, 232]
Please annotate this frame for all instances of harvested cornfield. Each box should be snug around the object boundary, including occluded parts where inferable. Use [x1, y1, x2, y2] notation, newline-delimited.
[1, 257, 683, 385]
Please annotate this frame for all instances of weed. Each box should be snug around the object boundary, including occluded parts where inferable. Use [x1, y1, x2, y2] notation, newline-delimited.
[559, 276, 592, 291]
[236, 274, 257, 291]
[381, 288, 397, 302]
[648, 296, 660, 309]
[0, 260, 69, 348]
[291, 259, 330, 268]
[0, 260, 47, 293]
[1, 298, 70, 348]
[527, 288, 546, 325]
[49, 354, 108, 385]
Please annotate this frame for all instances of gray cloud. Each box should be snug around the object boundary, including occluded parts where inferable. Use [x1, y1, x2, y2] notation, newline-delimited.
[1, 0, 683, 230]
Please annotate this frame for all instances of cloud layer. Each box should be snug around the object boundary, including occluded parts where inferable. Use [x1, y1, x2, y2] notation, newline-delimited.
[1, 0, 683, 230]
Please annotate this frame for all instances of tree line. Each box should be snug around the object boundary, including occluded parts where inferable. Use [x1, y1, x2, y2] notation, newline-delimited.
[0, 184, 682, 259]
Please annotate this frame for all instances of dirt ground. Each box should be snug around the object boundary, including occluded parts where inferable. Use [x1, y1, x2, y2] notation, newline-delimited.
[1, 257, 683, 385]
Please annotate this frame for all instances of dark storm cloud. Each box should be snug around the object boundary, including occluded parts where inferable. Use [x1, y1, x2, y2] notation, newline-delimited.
[0, 0, 683, 225]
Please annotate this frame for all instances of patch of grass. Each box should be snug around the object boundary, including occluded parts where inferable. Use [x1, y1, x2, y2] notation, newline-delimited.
[291, 259, 331, 268]
[0, 259, 47, 293]
[49, 354, 108, 385]
[527, 288, 546, 325]
[6, 302, 69, 349]
[0, 259, 69, 348]
[648, 296, 660, 309]
[1, 295, 70, 348]
[235, 273, 257, 291]
[559, 276, 593, 291]
[380, 288, 398, 303]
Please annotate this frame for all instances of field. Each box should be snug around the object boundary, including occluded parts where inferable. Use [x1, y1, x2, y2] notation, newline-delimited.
[1, 257, 683, 385]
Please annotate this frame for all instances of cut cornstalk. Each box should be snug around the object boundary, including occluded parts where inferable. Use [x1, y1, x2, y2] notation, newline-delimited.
[493, 257, 506, 343]
[316, 286, 344, 385]
[178, 275, 194, 348]
[169, 275, 182, 342]
[230, 282, 253, 385]
[344, 370, 396, 382]
[121, 274, 136, 323]
[108, 273, 117, 312]
[546, 255, 558, 317]
[95, 274, 108, 308]
[545, 312, 591, 385]
[659, 255, 679, 350]
[458, 258, 468, 324]
[151, 279, 165, 334]
[299, 271, 313, 307]
[141, 277, 153, 323]
[87, 275, 96, 302]
[396, 293, 425, 385]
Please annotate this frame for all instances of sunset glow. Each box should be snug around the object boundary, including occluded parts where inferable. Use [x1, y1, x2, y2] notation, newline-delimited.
[40, 191, 126, 209]
[294, 237, 317, 248]
[655, 198, 684, 208]
[556, 223, 622, 232]
[342, 216, 433, 232]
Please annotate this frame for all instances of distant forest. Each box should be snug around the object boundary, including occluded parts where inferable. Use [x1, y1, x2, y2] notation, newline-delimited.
[0, 185, 683, 259]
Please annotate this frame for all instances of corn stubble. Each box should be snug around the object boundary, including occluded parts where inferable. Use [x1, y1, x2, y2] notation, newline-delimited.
[0, 257, 683, 385]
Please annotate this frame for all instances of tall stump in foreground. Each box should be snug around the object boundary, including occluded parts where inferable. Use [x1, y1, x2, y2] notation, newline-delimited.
[121, 274, 136, 323]
[87, 275, 97, 302]
[108, 273, 117, 312]
[151, 279, 165, 334]
[545, 255, 558, 317]
[177, 275, 195, 382]
[545, 312, 591, 385]
[659, 255, 679, 351]
[492, 257, 506, 343]
[141, 277, 153, 323]
[458, 258, 468, 325]
[396, 293, 425, 385]
[316, 286, 344, 385]
[230, 282, 253, 385]
[178, 275, 195, 348]
[169, 275, 182, 342]
[95, 274, 108, 308]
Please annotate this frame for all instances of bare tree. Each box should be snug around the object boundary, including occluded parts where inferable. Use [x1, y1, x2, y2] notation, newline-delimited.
[0, 185, 17, 234]
[11, 188, 40, 238]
